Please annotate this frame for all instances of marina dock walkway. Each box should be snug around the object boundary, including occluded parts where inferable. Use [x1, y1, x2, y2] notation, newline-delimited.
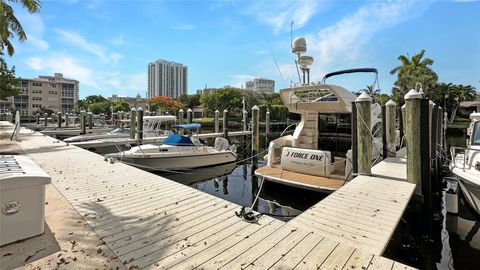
[1, 122, 415, 269]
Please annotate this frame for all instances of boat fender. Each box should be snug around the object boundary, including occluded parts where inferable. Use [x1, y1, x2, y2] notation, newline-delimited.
[235, 207, 263, 223]
[446, 187, 458, 215]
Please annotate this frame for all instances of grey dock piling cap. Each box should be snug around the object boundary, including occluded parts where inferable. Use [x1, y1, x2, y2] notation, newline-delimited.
[131, 107, 136, 111]
[404, 89, 421, 100]
[179, 109, 184, 112]
[385, 99, 396, 106]
[137, 107, 143, 111]
[252, 105, 259, 110]
[224, 109, 228, 112]
[355, 92, 372, 102]
[187, 108, 192, 112]
[266, 110, 270, 114]
[215, 110, 219, 113]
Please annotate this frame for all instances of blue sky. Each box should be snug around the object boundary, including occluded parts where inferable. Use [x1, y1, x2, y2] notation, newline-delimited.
[6, 0, 480, 99]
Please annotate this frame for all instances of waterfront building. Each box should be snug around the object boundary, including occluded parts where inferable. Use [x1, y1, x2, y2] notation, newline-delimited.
[148, 59, 188, 99]
[108, 94, 147, 109]
[245, 78, 275, 93]
[0, 73, 79, 115]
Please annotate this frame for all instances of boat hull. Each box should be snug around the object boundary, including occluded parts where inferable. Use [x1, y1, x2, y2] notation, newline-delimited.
[456, 175, 480, 217]
[116, 151, 237, 171]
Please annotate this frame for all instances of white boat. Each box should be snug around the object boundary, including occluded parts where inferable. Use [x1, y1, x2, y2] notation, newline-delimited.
[450, 113, 480, 216]
[105, 123, 237, 171]
[254, 37, 386, 192]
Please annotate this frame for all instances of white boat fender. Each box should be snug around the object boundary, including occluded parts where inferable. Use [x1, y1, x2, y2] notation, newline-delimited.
[235, 207, 263, 223]
[446, 188, 458, 215]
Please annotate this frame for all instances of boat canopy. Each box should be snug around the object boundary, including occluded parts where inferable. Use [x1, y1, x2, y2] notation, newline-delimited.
[171, 123, 201, 130]
[163, 134, 195, 146]
[143, 115, 177, 122]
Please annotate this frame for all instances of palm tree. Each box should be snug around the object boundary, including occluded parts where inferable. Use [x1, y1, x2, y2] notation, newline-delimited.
[390, 50, 438, 104]
[0, 0, 42, 56]
[358, 85, 381, 98]
[447, 84, 477, 123]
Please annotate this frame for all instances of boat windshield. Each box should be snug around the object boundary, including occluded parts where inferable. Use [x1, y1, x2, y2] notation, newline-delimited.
[110, 128, 129, 134]
[163, 134, 195, 146]
[473, 121, 480, 145]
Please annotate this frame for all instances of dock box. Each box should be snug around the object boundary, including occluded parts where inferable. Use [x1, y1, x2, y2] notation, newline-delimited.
[0, 155, 51, 246]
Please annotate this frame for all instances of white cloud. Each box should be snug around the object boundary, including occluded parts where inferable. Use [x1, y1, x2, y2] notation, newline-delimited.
[54, 29, 122, 63]
[228, 74, 257, 88]
[247, 0, 320, 33]
[16, 12, 48, 51]
[170, 24, 196, 30]
[27, 36, 49, 50]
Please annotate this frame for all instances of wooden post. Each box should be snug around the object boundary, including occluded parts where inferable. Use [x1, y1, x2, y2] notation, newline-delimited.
[214, 110, 220, 133]
[398, 107, 404, 147]
[405, 90, 422, 194]
[265, 110, 270, 137]
[80, 110, 86, 134]
[401, 104, 406, 142]
[87, 112, 93, 129]
[385, 100, 397, 157]
[252, 105, 259, 163]
[65, 113, 69, 127]
[187, 108, 193, 124]
[36, 113, 40, 125]
[443, 112, 448, 153]
[130, 107, 136, 139]
[381, 105, 387, 159]
[44, 113, 48, 127]
[243, 110, 248, 131]
[223, 109, 228, 138]
[351, 101, 358, 175]
[420, 98, 432, 230]
[178, 109, 184, 124]
[355, 92, 372, 175]
[137, 107, 144, 140]
[144, 110, 151, 116]
[57, 112, 62, 128]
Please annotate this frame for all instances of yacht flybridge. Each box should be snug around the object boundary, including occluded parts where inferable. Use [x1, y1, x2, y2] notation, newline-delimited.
[255, 37, 383, 192]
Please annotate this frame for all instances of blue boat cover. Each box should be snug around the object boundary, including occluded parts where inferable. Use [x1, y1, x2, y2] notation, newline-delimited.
[171, 123, 201, 130]
[163, 134, 194, 146]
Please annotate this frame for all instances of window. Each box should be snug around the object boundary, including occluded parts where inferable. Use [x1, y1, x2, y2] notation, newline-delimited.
[48, 91, 58, 95]
[50, 83, 57, 88]
[473, 121, 480, 145]
[32, 104, 42, 108]
[32, 97, 42, 101]
[32, 82, 42, 87]
[32, 90, 42, 94]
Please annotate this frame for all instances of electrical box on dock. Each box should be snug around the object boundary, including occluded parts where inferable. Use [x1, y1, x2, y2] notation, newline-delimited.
[0, 155, 51, 246]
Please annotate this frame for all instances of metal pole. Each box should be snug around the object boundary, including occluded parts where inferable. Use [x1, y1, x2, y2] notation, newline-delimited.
[405, 90, 422, 194]
[223, 109, 228, 138]
[80, 110, 86, 134]
[137, 107, 144, 140]
[355, 92, 372, 175]
[187, 108, 193, 124]
[385, 100, 397, 157]
[130, 107, 136, 139]
[178, 109, 184, 124]
[252, 105, 259, 163]
[57, 112, 62, 128]
[214, 110, 220, 133]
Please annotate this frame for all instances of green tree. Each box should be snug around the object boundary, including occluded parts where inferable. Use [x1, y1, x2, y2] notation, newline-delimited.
[89, 101, 112, 115]
[112, 101, 130, 112]
[177, 93, 200, 109]
[0, 57, 20, 99]
[446, 84, 477, 123]
[1, 0, 42, 56]
[200, 88, 242, 116]
[84, 95, 106, 105]
[390, 50, 438, 104]
[357, 85, 380, 98]
[374, 93, 391, 106]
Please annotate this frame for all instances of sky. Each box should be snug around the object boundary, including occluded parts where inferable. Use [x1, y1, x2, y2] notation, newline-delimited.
[6, 0, 480, 99]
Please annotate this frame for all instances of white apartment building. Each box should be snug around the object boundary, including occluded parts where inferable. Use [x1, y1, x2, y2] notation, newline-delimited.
[0, 73, 79, 115]
[148, 59, 188, 99]
[245, 78, 275, 93]
[108, 94, 147, 109]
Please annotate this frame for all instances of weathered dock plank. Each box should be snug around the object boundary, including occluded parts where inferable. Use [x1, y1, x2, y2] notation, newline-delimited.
[1, 122, 416, 270]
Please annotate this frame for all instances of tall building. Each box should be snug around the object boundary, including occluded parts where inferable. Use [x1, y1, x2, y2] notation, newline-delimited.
[0, 73, 79, 115]
[148, 59, 188, 99]
[108, 94, 147, 109]
[245, 78, 275, 93]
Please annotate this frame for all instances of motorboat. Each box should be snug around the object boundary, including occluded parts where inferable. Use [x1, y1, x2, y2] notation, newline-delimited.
[450, 113, 480, 216]
[254, 37, 386, 192]
[65, 115, 176, 142]
[67, 115, 177, 154]
[105, 123, 237, 171]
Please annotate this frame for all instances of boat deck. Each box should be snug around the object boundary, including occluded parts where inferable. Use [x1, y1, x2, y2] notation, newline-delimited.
[1, 122, 415, 269]
[255, 166, 346, 192]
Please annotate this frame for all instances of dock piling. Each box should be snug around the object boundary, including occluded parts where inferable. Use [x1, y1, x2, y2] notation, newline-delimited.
[44, 113, 48, 127]
[130, 107, 137, 139]
[405, 90, 422, 194]
[80, 110, 86, 135]
[137, 107, 144, 140]
[355, 92, 372, 175]
[14, 111, 20, 141]
[65, 113, 69, 127]
[385, 100, 397, 157]
[243, 110, 248, 131]
[265, 110, 270, 138]
[87, 112, 93, 129]
[144, 110, 151, 116]
[252, 105, 259, 163]
[351, 101, 358, 175]
[178, 109, 184, 124]
[401, 104, 406, 141]
[187, 108, 193, 124]
[223, 109, 228, 138]
[36, 113, 40, 125]
[214, 110, 219, 133]
[57, 112, 62, 128]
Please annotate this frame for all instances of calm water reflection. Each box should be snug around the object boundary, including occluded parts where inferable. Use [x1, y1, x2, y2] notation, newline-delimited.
[157, 161, 325, 221]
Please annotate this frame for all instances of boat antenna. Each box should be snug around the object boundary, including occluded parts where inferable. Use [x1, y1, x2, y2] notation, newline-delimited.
[268, 41, 285, 86]
[291, 20, 302, 84]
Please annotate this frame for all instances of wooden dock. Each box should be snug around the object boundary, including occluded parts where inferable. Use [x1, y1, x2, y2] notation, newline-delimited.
[1, 122, 416, 269]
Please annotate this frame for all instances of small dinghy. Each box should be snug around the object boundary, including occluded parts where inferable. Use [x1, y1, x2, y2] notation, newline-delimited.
[105, 123, 237, 171]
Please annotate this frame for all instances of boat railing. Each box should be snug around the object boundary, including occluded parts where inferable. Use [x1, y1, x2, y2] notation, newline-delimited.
[450, 146, 469, 171]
